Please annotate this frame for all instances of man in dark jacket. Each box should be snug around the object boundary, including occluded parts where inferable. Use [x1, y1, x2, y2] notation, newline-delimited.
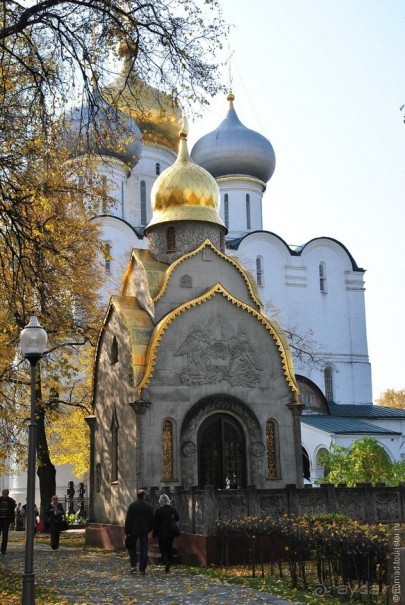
[124, 489, 154, 573]
[0, 489, 16, 554]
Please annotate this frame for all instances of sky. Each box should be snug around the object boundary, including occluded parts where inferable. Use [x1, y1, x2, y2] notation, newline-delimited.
[188, 0, 405, 402]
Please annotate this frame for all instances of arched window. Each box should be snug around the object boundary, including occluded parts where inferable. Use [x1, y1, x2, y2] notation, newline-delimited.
[140, 180, 147, 225]
[302, 447, 311, 481]
[167, 226, 176, 251]
[256, 256, 263, 286]
[121, 181, 125, 218]
[319, 262, 327, 293]
[266, 419, 279, 479]
[246, 194, 251, 229]
[96, 463, 101, 493]
[324, 366, 334, 402]
[103, 243, 112, 274]
[111, 410, 119, 482]
[110, 336, 118, 364]
[162, 419, 174, 481]
[224, 193, 229, 228]
[156, 162, 161, 176]
[101, 175, 108, 213]
[180, 274, 192, 288]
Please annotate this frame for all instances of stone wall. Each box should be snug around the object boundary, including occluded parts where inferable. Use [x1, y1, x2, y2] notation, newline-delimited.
[150, 483, 405, 534]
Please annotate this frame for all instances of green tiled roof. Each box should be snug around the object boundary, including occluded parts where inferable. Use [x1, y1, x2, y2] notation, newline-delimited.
[328, 403, 405, 419]
[301, 415, 401, 435]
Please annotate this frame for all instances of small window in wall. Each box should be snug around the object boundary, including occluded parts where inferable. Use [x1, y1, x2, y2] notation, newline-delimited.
[246, 194, 251, 229]
[101, 175, 108, 213]
[167, 226, 176, 251]
[266, 419, 278, 479]
[180, 274, 192, 288]
[319, 262, 327, 293]
[256, 256, 263, 286]
[140, 180, 147, 226]
[156, 162, 161, 176]
[110, 336, 118, 364]
[111, 410, 119, 483]
[162, 418, 174, 481]
[324, 366, 334, 402]
[224, 193, 229, 229]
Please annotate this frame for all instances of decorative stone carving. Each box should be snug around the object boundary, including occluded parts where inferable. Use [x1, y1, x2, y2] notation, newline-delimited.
[375, 493, 400, 521]
[175, 317, 262, 387]
[181, 395, 264, 487]
[336, 491, 364, 520]
[259, 494, 288, 518]
[180, 274, 192, 288]
[251, 441, 265, 457]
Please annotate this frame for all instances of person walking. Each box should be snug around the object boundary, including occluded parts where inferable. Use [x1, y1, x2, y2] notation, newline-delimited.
[153, 494, 180, 573]
[124, 489, 154, 574]
[45, 495, 65, 550]
[0, 489, 16, 554]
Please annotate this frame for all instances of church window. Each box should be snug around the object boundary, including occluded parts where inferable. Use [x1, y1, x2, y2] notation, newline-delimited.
[121, 181, 125, 218]
[224, 193, 229, 228]
[319, 262, 327, 293]
[103, 242, 112, 274]
[266, 419, 279, 479]
[110, 410, 119, 482]
[101, 175, 108, 213]
[180, 274, 192, 288]
[324, 366, 334, 402]
[140, 180, 147, 225]
[162, 419, 174, 481]
[246, 194, 251, 229]
[110, 335, 118, 364]
[156, 162, 161, 175]
[167, 226, 176, 251]
[256, 256, 263, 286]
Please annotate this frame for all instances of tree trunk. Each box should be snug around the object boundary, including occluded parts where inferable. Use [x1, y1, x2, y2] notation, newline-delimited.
[35, 371, 56, 516]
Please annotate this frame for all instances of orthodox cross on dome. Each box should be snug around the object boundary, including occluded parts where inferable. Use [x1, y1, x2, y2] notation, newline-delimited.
[178, 109, 189, 138]
[224, 43, 235, 95]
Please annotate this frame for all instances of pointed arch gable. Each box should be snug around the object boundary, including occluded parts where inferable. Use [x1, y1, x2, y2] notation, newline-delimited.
[136, 282, 298, 397]
[152, 238, 263, 309]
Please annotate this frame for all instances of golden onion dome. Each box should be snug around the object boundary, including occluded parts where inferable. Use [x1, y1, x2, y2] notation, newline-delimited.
[105, 43, 182, 152]
[145, 120, 225, 232]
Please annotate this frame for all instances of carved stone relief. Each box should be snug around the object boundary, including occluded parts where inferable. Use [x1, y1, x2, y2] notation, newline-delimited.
[375, 493, 400, 521]
[336, 491, 364, 520]
[175, 317, 262, 387]
[259, 494, 288, 518]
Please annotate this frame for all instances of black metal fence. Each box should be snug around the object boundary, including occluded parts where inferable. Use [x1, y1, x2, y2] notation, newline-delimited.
[64, 481, 89, 521]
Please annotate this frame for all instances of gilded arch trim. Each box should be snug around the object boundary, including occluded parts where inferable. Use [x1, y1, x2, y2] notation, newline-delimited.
[152, 238, 262, 308]
[136, 282, 298, 396]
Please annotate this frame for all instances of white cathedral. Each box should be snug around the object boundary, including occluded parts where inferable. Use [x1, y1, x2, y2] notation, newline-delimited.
[86, 60, 405, 485]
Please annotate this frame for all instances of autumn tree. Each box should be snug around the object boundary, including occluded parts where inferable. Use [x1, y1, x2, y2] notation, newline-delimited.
[0, 0, 226, 509]
[317, 436, 405, 486]
[376, 388, 405, 409]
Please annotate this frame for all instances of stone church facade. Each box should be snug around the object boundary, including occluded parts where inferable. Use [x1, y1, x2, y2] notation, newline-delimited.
[89, 126, 304, 526]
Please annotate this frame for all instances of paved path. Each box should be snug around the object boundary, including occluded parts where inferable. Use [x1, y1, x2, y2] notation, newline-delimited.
[1, 542, 295, 605]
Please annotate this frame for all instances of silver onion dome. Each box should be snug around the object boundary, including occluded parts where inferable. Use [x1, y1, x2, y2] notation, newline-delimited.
[191, 92, 276, 184]
[64, 89, 142, 168]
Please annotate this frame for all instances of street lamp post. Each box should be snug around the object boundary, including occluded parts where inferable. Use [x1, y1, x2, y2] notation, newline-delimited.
[19, 316, 48, 605]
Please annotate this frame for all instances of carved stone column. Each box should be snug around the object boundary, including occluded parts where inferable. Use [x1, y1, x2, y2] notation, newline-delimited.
[84, 415, 97, 522]
[129, 398, 151, 488]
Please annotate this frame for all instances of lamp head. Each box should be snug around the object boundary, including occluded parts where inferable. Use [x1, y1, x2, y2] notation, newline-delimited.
[19, 316, 48, 360]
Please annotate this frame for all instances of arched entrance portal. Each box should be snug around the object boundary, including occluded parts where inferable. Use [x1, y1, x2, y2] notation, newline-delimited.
[198, 414, 246, 489]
